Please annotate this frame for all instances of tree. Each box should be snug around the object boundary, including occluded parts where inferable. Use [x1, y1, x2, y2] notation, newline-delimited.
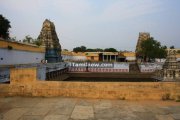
[63, 49, 69, 51]
[86, 48, 104, 52]
[104, 48, 118, 52]
[137, 37, 167, 61]
[86, 48, 95, 52]
[23, 35, 33, 43]
[10, 37, 17, 41]
[32, 39, 42, 46]
[0, 15, 11, 39]
[95, 48, 103, 52]
[73, 46, 86, 52]
[22, 35, 42, 46]
[170, 45, 175, 49]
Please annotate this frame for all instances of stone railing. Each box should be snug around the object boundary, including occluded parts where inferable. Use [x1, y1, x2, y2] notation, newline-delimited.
[139, 63, 163, 73]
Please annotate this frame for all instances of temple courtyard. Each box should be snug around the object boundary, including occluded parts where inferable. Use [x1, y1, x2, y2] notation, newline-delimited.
[0, 97, 180, 120]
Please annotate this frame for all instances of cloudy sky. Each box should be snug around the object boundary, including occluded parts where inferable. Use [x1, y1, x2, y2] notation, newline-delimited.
[1, 0, 180, 51]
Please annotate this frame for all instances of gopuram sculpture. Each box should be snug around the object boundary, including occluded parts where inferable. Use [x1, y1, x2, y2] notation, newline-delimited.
[155, 49, 180, 81]
[38, 19, 62, 63]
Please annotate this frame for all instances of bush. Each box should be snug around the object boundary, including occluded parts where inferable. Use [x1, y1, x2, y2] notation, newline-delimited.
[162, 93, 171, 101]
[7, 45, 13, 50]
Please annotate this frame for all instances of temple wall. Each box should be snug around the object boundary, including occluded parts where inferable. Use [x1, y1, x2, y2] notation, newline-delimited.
[0, 67, 180, 101]
[0, 48, 45, 65]
[0, 40, 45, 65]
[0, 39, 45, 53]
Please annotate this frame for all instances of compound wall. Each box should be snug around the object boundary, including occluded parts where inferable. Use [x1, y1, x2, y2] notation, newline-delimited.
[0, 67, 180, 101]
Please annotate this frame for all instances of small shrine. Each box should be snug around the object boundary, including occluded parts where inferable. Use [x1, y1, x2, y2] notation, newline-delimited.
[155, 49, 180, 81]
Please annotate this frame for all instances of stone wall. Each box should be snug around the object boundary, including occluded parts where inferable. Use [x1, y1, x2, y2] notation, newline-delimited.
[0, 67, 180, 101]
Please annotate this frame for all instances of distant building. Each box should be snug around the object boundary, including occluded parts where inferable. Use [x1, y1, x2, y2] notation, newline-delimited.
[86, 52, 118, 62]
[61, 51, 87, 61]
[61, 51, 136, 62]
[118, 52, 136, 62]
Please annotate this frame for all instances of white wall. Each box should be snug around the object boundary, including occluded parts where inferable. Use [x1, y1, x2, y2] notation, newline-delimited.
[62, 55, 87, 61]
[62, 55, 73, 61]
[126, 56, 136, 61]
[72, 56, 87, 61]
[0, 48, 45, 65]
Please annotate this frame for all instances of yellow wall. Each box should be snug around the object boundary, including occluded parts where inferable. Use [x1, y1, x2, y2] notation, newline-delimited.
[86, 56, 99, 61]
[0, 67, 180, 101]
[0, 40, 45, 53]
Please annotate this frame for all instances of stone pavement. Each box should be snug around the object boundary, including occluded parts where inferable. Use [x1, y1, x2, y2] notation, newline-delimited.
[0, 97, 180, 120]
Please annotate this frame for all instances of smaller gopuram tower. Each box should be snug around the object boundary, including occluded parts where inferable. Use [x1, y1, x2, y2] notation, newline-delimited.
[38, 19, 62, 63]
[162, 50, 180, 81]
[154, 49, 180, 81]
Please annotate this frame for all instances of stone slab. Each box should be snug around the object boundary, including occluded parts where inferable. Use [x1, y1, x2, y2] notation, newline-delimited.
[19, 115, 44, 120]
[156, 115, 174, 120]
[44, 115, 69, 120]
[71, 106, 94, 119]
[2, 108, 29, 120]
[25, 107, 50, 116]
[172, 114, 180, 120]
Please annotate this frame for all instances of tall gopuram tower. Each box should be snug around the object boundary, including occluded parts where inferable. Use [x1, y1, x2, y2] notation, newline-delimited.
[135, 32, 150, 53]
[38, 19, 62, 63]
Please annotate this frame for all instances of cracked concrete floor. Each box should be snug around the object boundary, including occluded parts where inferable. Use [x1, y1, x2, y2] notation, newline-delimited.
[0, 97, 180, 120]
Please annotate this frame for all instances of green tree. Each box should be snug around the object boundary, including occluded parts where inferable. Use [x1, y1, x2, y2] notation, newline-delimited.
[73, 46, 86, 52]
[23, 35, 42, 46]
[104, 48, 117, 52]
[10, 37, 17, 41]
[94, 48, 104, 52]
[86, 48, 95, 52]
[63, 49, 69, 51]
[23, 35, 33, 43]
[86, 48, 104, 52]
[32, 39, 42, 46]
[170, 45, 175, 49]
[0, 15, 11, 39]
[137, 37, 167, 61]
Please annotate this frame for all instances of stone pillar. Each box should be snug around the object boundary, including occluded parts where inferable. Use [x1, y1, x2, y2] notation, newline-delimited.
[103, 55, 104, 62]
[171, 71, 174, 79]
[167, 70, 170, 79]
[110, 55, 112, 62]
[115, 55, 117, 62]
[163, 69, 167, 79]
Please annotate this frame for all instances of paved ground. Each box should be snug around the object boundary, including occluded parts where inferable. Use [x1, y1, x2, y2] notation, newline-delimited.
[0, 97, 180, 120]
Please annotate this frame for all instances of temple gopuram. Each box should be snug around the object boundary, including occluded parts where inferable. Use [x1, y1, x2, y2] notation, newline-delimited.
[38, 19, 62, 63]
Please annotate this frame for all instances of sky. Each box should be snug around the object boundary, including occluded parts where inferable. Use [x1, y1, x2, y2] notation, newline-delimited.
[1, 0, 180, 51]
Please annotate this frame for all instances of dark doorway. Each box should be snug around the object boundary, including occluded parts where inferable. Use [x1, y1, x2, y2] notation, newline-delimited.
[99, 53, 103, 61]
